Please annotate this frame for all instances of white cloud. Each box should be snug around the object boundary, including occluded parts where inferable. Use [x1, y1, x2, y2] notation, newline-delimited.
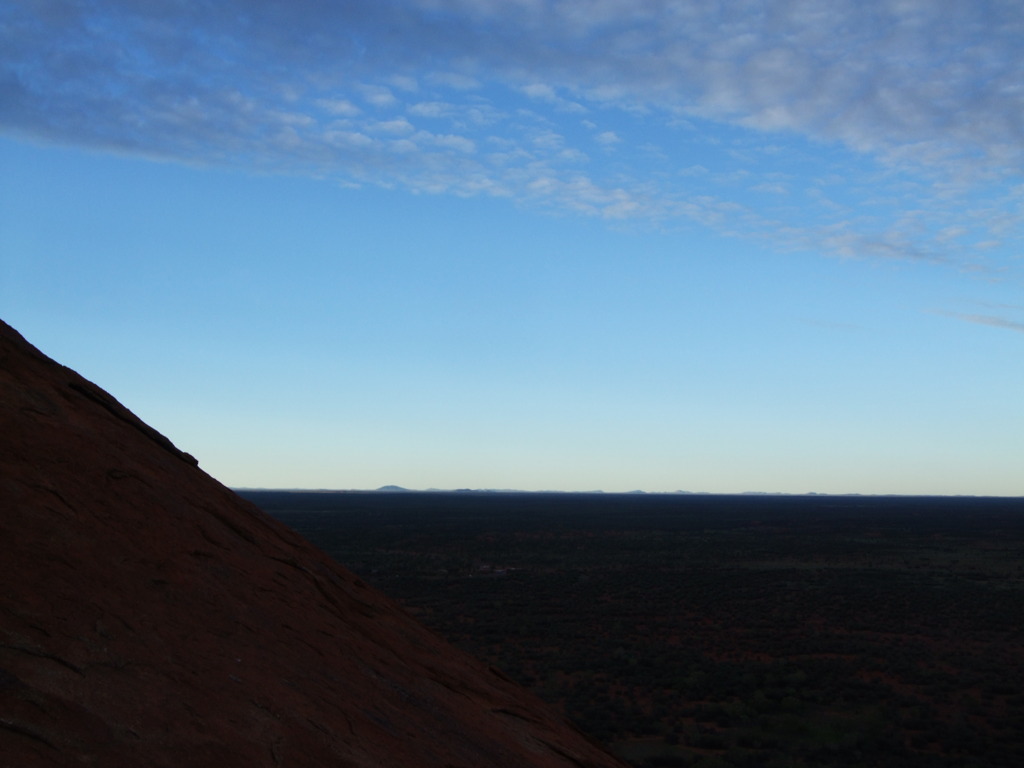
[389, 75, 419, 92]
[371, 118, 415, 135]
[556, 148, 587, 163]
[315, 99, 360, 118]
[426, 72, 481, 90]
[415, 131, 476, 153]
[519, 83, 585, 113]
[521, 83, 558, 102]
[437, 135, 477, 153]
[3, 0, 1022, 275]
[409, 101, 454, 118]
[388, 138, 418, 154]
[750, 182, 787, 195]
[358, 85, 397, 108]
[531, 130, 564, 150]
[324, 130, 377, 149]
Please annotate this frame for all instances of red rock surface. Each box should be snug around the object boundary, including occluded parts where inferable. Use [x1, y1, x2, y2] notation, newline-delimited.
[0, 319, 627, 768]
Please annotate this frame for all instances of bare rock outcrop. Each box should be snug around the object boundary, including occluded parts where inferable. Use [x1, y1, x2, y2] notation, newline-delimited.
[0, 319, 626, 768]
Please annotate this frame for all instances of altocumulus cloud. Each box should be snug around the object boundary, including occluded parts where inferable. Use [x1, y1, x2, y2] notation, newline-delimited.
[3, 0, 1024, 274]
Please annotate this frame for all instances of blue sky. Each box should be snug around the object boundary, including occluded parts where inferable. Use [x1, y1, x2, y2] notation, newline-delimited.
[2, 0, 1022, 495]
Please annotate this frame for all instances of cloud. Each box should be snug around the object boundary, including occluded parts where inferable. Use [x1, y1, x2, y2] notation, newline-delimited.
[8, 1, 1022, 175]
[426, 72, 481, 90]
[519, 83, 585, 113]
[2, 0, 1023, 272]
[521, 83, 558, 102]
[943, 312, 1024, 334]
[371, 118, 415, 135]
[316, 99, 361, 117]
[750, 182, 787, 195]
[408, 101, 455, 118]
[358, 85, 398, 108]
[419, 131, 476, 153]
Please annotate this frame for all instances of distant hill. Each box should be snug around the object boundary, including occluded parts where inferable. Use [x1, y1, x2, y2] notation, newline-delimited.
[0, 319, 626, 768]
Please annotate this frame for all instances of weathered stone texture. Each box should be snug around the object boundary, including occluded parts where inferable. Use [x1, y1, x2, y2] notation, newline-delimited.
[0, 319, 625, 768]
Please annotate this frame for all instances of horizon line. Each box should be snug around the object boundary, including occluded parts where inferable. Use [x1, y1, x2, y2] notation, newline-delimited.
[232, 487, 1024, 499]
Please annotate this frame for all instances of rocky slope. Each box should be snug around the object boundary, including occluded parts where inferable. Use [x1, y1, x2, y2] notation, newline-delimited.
[0, 319, 627, 768]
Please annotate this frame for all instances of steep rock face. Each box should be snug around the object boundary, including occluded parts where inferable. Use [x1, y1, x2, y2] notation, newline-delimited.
[0, 319, 626, 768]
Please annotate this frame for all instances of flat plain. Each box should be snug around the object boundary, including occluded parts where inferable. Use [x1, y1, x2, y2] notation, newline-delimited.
[245, 491, 1024, 768]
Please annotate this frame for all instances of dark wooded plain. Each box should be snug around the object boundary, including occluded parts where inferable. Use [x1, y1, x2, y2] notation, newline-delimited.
[244, 491, 1024, 768]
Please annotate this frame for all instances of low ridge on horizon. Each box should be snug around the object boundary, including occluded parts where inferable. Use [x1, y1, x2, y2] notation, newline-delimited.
[0, 318, 627, 768]
[233, 485, 1012, 499]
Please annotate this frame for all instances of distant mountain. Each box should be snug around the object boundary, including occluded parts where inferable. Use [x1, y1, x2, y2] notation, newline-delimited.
[0, 319, 626, 768]
[375, 484, 411, 492]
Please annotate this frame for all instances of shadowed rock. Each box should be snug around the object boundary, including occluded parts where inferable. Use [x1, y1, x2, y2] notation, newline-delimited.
[0, 319, 626, 768]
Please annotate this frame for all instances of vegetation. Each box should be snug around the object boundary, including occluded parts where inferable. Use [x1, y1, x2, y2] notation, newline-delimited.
[246, 491, 1024, 768]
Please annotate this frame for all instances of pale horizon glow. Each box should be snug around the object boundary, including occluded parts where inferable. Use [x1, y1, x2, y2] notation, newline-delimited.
[2, 1, 1022, 496]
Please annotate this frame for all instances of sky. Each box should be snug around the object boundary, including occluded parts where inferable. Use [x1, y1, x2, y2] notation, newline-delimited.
[2, 0, 1023, 496]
